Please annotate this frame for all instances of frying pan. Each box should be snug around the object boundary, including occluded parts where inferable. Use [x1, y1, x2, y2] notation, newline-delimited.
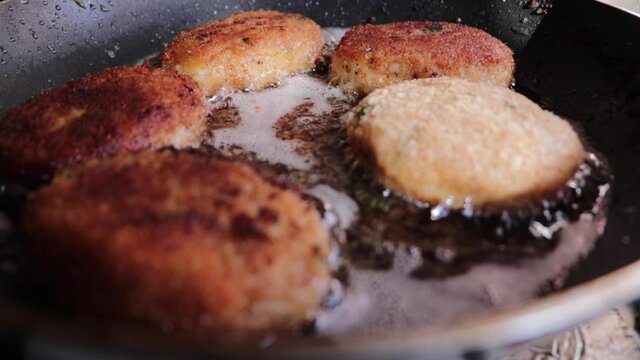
[1, 0, 640, 358]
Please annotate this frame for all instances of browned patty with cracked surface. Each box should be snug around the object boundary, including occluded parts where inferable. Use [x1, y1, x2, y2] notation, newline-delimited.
[0, 66, 206, 184]
[23, 151, 331, 333]
[330, 21, 514, 94]
[162, 10, 324, 94]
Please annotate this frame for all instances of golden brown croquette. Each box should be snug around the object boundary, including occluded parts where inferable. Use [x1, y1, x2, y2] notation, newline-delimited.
[23, 151, 331, 332]
[346, 77, 585, 208]
[330, 21, 514, 94]
[162, 11, 324, 94]
[0, 66, 207, 184]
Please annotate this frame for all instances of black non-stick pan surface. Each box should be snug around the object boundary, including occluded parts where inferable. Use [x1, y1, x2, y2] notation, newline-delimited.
[1, 0, 640, 359]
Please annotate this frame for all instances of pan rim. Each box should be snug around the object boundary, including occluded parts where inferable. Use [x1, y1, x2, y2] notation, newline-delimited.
[1, 257, 639, 359]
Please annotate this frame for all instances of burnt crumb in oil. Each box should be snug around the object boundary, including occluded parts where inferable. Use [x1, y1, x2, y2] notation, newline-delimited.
[205, 97, 241, 131]
[274, 102, 320, 141]
[313, 43, 339, 77]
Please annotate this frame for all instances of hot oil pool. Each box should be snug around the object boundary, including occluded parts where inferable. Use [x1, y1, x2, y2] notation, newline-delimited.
[200, 28, 613, 336]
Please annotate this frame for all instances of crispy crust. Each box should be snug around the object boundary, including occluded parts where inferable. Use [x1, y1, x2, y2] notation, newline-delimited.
[330, 21, 514, 94]
[162, 11, 324, 94]
[347, 78, 586, 207]
[0, 66, 206, 184]
[23, 151, 330, 333]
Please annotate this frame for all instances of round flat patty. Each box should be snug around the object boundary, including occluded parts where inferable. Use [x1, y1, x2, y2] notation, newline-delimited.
[23, 151, 331, 333]
[330, 21, 514, 94]
[346, 77, 586, 208]
[0, 66, 206, 184]
[162, 10, 324, 94]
